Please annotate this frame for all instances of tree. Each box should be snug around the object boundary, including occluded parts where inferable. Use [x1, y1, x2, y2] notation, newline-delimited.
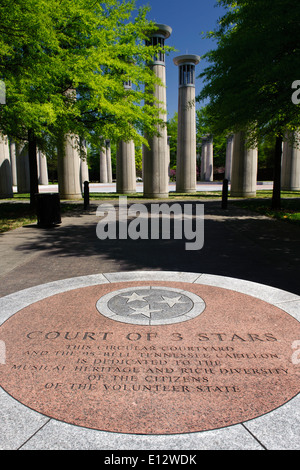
[0, 0, 170, 205]
[134, 145, 143, 177]
[196, 106, 227, 171]
[166, 112, 178, 171]
[197, 0, 300, 208]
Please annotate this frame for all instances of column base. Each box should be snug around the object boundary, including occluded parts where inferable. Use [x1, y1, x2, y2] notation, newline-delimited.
[143, 193, 169, 199]
[60, 194, 83, 201]
[176, 188, 196, 193]
[281, 186, 300, 191]
[117, 189, 137, 195]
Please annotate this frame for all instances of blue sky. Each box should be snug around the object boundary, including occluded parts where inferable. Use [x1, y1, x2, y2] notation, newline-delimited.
[135, 0, 226, 119]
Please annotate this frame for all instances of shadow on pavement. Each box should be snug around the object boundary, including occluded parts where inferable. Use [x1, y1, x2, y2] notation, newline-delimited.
[4, 200, 298, 296]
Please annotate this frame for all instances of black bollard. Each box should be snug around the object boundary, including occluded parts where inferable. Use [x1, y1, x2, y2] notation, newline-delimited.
[84, 181, 90, 210]
[221, 178, 229, 209]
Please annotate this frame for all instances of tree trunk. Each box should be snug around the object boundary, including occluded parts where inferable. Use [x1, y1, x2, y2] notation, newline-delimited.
[28, 128, 39, 209]
[271, 135, 283, 210]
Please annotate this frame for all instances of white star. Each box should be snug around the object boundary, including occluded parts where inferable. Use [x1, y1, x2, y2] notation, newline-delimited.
[121, 292, 149, 303]
[128, 304, 161, 318]
[158, 295, 188, 308]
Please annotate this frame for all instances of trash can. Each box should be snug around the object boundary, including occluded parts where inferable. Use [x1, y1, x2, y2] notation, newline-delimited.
[36, 193, 61, 228]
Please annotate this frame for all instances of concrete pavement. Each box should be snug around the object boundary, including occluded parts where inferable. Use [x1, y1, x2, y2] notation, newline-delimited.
[0, 196, 299, 451]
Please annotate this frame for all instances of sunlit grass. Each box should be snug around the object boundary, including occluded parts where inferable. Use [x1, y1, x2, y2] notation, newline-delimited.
[233, 191, 300, 224]
[0, 203, 37, 233]
[1, 189, 299, 232]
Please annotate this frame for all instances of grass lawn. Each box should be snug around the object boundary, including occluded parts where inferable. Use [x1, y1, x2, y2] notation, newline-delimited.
[0, 202, 37, 233]
[1, 189, 299, 233]
[87, 191, 223, 200]
[232, 190, 300, 224]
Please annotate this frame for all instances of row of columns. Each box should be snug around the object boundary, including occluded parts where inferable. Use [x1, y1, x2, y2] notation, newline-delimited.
[1, 21, 300, 199]
[200, 136, 214, 182]
[281, 133, 300, 191]
[0, 134, 90, 199]
[99, 140, 113, 184]
[145, 24, 300, 196]
[223, 132, 300, 196]
[1, 130, 300, 201]
[0, 135, 13, 197]
[0, 137, 49, 197]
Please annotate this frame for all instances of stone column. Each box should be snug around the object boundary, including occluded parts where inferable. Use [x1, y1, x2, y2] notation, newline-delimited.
[173, 54, 200, 193]
[116, 140, 136, 194]
[230, 131, 258, 197]
[225, 135, 234, 182]
[57, 88, 82, 199]
[200, 137, 207, 181]
[106, 140, 113, 183]
[196, 143, 201, 181]
[99, 144, 108, 183]
[116, 80, 136, 194]
[80, 140, 89, 186]
[205, 136, 214, 182]
[80, 158, 89, 187]
[16, 142, 30, 193]
[57, 134, 82, 200]
[281, 132, 300, 190]
[9, 141, 17, 186]
[0, 134, 13, 198]
[38, 150, 49, 185]
[167, 135, 171, 181]
[143, 23, 172, 198]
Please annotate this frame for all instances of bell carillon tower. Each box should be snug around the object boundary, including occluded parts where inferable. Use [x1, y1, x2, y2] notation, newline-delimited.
[143, 24, 172, 198]
[173, 54, 200, 193]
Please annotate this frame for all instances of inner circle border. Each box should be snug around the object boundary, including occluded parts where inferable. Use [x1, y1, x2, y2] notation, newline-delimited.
[0, 271, 299, 450]
[96, 285, 206, 325]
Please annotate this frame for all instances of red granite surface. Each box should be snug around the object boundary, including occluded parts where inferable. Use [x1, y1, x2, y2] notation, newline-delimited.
[0, 281, 299, 434]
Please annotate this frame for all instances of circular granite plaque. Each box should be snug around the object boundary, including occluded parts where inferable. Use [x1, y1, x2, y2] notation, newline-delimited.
[0, 280, 299, 435]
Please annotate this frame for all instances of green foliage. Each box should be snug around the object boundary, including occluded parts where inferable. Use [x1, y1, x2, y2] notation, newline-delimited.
[234, 191, 300, 225]
[197, 0, 300, 207]
[135, 145, 143, 175]
[196, 106, 227, 168]
[198, 0, 300, 143]
[166, 112, 178, 169]
[0, 0, 171, 152]
[257, 135, 276, 170]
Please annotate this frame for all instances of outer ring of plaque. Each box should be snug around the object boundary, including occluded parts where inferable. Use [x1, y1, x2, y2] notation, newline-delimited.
[96, 286, 206, 325]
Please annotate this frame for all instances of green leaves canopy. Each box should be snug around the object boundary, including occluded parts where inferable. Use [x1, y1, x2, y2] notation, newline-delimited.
[0, 0, 168, 149]
[198, 0, 300, 144]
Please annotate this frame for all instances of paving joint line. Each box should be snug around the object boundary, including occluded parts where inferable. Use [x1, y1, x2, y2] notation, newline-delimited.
[17, 418, 52, 450]
[241, 423, 267, 450]
[102, 273, 113, 283]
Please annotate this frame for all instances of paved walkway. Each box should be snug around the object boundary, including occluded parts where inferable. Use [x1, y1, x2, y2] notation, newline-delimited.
[0, 198, 299, 298]
[0, 198, 299, 451]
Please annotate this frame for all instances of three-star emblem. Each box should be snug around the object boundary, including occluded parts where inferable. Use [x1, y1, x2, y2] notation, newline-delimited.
[121, 292, 188, 318]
